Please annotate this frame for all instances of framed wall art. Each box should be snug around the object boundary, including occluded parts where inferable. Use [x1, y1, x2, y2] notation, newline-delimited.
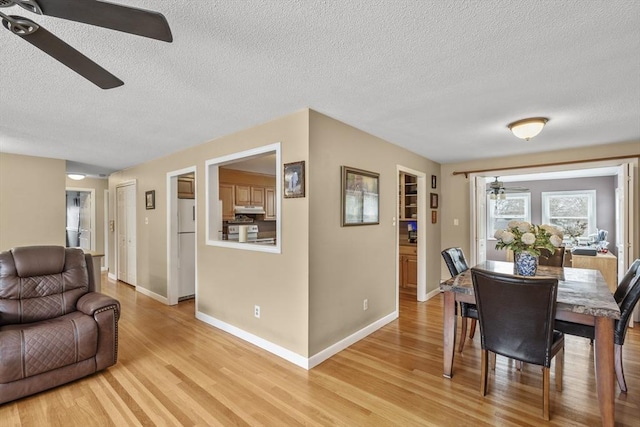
[430, 193, 439, 209]
[284, 161, 305, 198]
[432, 210, 437, 224]
[145, 190, 155, 210]
[431, 175, 437, 189]
[341, 166, 379, 226]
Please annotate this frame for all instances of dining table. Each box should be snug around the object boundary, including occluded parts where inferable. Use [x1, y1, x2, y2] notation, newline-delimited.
[440, 260, 621, 427]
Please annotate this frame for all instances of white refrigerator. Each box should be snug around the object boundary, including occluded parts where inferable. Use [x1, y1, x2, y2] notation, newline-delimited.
[178, 199, 195, 299]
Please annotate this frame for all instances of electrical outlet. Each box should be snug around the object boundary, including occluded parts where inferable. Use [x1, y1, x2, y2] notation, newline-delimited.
[363, 299, 368, 311]
[254, 305, 260, 318]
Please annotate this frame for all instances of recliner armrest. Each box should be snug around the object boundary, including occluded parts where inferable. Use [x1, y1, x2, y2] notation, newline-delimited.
[77, 292, 120, 321]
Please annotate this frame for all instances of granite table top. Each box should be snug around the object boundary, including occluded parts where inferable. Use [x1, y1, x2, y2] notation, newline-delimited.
[440, 260, 620, 320]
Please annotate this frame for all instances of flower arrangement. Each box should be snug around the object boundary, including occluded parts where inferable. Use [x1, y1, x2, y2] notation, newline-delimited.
[563, 220, 587, 239]
[494, 221, 564, 256]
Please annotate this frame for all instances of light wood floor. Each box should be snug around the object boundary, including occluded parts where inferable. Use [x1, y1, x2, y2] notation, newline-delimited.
[2, 276, 639, 426]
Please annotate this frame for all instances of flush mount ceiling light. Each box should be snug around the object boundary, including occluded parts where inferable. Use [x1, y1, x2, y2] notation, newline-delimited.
[67, 173, 86, 180]
[507, 117, 548, 141]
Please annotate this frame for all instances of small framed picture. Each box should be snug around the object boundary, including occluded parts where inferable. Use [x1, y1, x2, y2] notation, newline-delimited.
[430, 193, 439, 209]
[145, 190, 155, 210]
[284, 161, 305, 198]
[431, 175, 437, 189]
[432, 210, 438, 224]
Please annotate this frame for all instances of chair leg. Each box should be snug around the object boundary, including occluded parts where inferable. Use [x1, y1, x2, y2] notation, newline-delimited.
[469, 319, 477, 339]
[480, 349, 488, 396]
[615, 344, 627, 393]
[458, 317, 468, 353]
[555, 346, 564, 392]
[542, 366, 550, 421]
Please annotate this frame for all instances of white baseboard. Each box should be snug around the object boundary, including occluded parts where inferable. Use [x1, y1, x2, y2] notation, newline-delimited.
[108, 272, 117, 281]
[425, 287, 441, 300]
[195, 310, 398, 370]
[136, 286, 169, 305]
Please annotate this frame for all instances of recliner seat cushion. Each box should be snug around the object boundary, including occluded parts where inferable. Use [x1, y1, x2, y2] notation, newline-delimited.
[0, 311, 97, 384]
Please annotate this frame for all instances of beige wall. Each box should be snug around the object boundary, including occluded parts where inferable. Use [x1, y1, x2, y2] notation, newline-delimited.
[108, 110, 311, 356]
[308, 111, 441, 355]
[440, 140, 640, 280]
[0, 153, 65, 250]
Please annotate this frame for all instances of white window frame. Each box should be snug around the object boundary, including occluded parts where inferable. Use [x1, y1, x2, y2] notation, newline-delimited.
[486, 192, 531, 239]
[541, 189, 597, 238]
[205, 143, 281, 254]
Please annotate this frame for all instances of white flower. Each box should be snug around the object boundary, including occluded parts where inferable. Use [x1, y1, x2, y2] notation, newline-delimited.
[550, 235, 563, 247]
[517, 222, 532, 233]
[521, 232, 536, 245]
[494, 229, 505, 239]
[500, 231, 515, 244]
[507, 220, 520, 229]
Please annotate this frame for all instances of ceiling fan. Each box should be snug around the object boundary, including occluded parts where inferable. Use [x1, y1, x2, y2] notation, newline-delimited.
[1, 0, 172, 89]
[487, 177, 529, 199]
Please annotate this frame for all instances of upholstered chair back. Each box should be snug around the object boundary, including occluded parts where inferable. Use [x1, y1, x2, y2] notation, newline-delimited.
[0, 246, 93, 326]
[441, 247, 469, 277]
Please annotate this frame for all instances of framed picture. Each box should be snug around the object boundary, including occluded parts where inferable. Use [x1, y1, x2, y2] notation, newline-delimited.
[284, 161, 305, 198]
[430, 193, 438, 209]
[341, 166, 379, 226]
[431, 175, 437, 189]
[432, 210, 438, 224]
[145, 190, 155, 210]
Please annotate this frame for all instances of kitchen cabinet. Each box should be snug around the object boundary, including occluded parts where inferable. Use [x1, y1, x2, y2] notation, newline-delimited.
[572, 252, 617, 293]
[264, 187, 276, 220]
[219, 184, 235, 220]
[235, 185, 265, 207]
[399, 245, 417, 288]
[399, 172, 417, 221]
[178, 177, 195, 199]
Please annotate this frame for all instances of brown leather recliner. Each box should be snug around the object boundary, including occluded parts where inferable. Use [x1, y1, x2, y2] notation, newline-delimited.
[0, 246, 120, 404]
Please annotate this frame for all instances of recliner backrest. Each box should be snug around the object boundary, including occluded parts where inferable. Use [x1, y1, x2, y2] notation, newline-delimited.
[441, 247, 469, 277]
[0, 246, 90, 326]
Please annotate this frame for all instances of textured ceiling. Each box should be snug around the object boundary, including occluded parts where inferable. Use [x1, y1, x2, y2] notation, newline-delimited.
[1, 0, 639, 177]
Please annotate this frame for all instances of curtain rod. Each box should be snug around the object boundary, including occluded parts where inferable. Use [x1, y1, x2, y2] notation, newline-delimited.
[452, 154, 639, 178]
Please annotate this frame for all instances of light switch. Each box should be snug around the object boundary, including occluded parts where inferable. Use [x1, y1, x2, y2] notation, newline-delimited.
[453, 218, 459, 226]
[145, 217, 149, 225]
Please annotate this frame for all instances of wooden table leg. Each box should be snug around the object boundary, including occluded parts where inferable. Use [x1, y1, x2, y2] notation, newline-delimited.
[594, 317, 615, 427]
[443, 291, 457, 378]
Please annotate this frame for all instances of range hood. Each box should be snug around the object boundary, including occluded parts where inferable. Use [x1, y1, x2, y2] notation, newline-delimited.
[234, 205, 266, 214]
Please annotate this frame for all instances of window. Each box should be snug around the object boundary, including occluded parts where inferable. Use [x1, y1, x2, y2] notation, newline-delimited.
[487, 193, 531, 238]
[205, 143, 281, 253]
[542, 190, 596, 241]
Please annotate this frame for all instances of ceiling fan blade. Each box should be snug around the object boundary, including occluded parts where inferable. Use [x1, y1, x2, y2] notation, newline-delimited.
[36, 0, 173, 42]
[8, 17, 123, 89]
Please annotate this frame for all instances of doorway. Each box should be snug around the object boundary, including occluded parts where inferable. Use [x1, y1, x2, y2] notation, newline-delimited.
[167, 166, 197, 306]
[396, 166, 427, 314]
[65, 188, 95, 252]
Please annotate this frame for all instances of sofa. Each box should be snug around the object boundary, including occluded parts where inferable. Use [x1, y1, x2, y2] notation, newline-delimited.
[0, 246, 120, 404]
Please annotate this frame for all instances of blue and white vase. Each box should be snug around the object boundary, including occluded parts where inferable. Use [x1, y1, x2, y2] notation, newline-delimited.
[514, 252, 538, 276]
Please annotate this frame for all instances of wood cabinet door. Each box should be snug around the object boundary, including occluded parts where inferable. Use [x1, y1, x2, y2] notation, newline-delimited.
[251, 187, 265, 207]
[178, 177, 195, 199]
[235, 185, 251, 206]
[265, 187, 276, 220]
[405, 255, 418, 287]
[220, 184, 235, 220]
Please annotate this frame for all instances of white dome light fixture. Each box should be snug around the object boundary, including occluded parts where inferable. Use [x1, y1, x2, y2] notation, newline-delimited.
[67, 173, 86, 180]
[508, 117, 548, 141]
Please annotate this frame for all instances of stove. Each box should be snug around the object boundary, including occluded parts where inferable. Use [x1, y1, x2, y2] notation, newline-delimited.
[227, 224, 276, 245]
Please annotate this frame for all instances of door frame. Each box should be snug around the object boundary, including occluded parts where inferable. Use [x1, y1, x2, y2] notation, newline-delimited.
[167, 166, 197, 306]
[396, 165, 428, 310]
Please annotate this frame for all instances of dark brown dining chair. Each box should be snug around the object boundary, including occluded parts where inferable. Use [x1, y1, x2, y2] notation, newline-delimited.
[441, 248, 477, 353]
[471, 268, 564, 421]
[538, 247, 565, 267]
[555, 258, 640, 392]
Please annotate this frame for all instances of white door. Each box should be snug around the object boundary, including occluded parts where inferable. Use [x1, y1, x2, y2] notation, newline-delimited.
[117, 183, 137, 286]
[616, 162, 637, 325]
[474, 175, 487, 265]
